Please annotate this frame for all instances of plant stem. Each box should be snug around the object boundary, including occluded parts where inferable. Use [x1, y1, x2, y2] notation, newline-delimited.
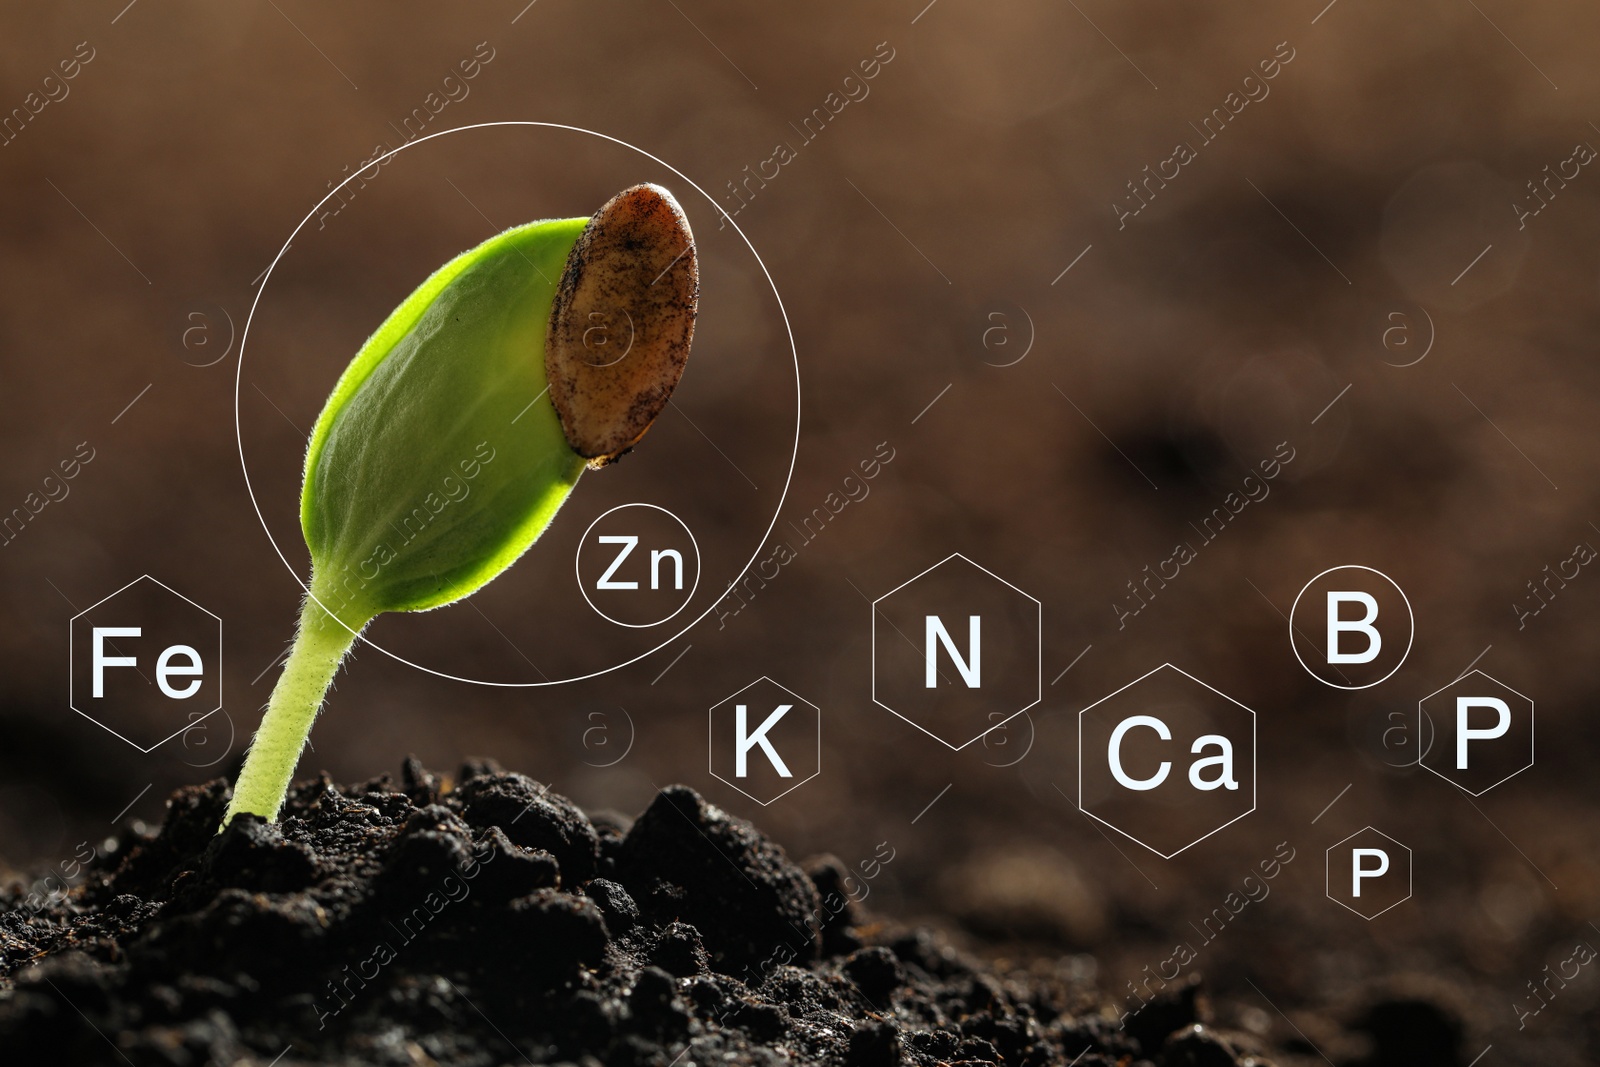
[221, 589, 370, 829]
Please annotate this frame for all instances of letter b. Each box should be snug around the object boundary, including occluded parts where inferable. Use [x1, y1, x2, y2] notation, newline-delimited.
[1327, 591, 1380, 664]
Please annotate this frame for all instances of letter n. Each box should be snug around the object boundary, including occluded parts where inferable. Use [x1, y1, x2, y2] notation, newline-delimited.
[925, 615, 980, 688]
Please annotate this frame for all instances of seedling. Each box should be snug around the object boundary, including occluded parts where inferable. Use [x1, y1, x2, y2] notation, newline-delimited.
[223, 184, 698, 828]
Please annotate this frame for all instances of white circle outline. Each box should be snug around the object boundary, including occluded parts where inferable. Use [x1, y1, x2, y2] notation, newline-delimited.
[1289, 564, 1415, 690]
[235, 121, 800, 687]
[575, 502, 702, 629]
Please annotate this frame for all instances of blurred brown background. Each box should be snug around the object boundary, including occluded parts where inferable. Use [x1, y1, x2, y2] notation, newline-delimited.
[4, 1, 1600, 1062]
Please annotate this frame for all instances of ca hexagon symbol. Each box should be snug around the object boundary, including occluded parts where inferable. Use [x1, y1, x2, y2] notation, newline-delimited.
[872, 553, 1041, 749]
[1078, 664, 1256, 858]
[1418, 670, 1533, 796]
[709, 677, 819, 805]
[69, 575, 222, 752]
[1326, 827, 1412, 920]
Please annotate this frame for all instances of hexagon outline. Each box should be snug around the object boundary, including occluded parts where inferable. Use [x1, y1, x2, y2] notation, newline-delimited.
[68, 574, 223, 753]
[1417, 669, 1534, 797]
[708, 675, 820, 806]
[1289, 564, 1415, 690]
[1076, 662, 1257, 859]
[1325, 825, 1412, 920]
[870, 552, 1042, 751]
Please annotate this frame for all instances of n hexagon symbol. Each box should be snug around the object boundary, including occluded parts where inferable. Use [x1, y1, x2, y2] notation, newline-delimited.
[872, 553, 1041, 749]
[1326, 827, 1411, 920]
[69, 575, 222, 752]
[1078, 664, 1256, 858]
[709, 677, 819, 805]
[1419, 670, 1533, 796]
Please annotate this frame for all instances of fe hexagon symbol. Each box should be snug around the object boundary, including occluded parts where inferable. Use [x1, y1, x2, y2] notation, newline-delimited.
[1078, 664, 1256, 859]
[1326, 826, 1412, 920]
[709, 677, 819, 805]
[1418, 670, 1533, 796]
[69, 575, 222, 752]
[872, 553, 1041, 749]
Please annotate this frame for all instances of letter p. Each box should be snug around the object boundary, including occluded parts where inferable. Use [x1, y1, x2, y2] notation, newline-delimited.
[1352, 847, 1389, 897]
[1456, 697, 1511, 769]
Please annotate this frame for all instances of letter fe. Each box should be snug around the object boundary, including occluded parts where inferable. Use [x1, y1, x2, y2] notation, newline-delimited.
[91, 626, 204, 699]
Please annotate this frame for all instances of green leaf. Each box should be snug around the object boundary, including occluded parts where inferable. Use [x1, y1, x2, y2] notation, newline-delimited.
[302, 216, 589, 623]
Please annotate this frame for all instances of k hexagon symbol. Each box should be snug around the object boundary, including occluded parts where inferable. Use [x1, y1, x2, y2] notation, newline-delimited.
[1418, 670, 1533, 796]
[69, 575, 222, 752]
[709, 677, 820, 805]
[872, 553, 1041, 749]
[1326, 826, 1412, 920]
[1078, 664, 1256, 859]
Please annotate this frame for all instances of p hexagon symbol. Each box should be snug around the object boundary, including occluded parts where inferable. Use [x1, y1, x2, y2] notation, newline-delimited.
[872, 553, 1041, 749]
[709, 677, 820, 806]
[1326, 827, 1412, 920]
[1078, 664, 1256, 858]
[1418, 670, 1533, 796]
[69, 575, 222, 752]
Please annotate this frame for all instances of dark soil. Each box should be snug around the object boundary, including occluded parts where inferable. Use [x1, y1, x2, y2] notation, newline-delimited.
[0, 760, 1415, 1066]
